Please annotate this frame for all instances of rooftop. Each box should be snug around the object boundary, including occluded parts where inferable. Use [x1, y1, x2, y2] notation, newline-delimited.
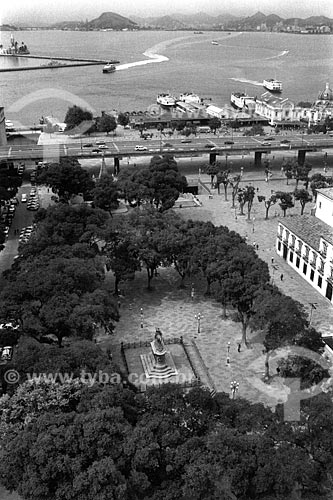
[279, 214, 333, 248]
[316, 187, 333, 201]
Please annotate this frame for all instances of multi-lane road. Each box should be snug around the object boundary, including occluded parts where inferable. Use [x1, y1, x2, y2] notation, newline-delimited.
[2, 133, 333, 162]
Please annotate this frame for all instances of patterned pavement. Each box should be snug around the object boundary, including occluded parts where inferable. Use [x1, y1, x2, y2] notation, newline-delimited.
[100, 165, 333, 408]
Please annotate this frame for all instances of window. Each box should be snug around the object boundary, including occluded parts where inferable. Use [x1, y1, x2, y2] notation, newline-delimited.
[296, 257, 300, 268]
[319, 202, 322, 208]
[318, 276, 322, 288]
[303, 263, 307, 275]
[310, 269, 314, 281]
[289, 251, 294, 262]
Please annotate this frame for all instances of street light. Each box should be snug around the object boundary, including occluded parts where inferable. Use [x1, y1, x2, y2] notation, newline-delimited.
[194, 313, 203, 337]
[309, 303, 317, 325]
[140, 308, 144, 329]
[230, 380, 239, 399]
[252, 216, 255, 233]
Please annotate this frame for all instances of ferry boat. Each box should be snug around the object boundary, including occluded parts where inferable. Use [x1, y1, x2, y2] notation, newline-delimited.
[230, 92, 255, 109]
[178, 92, 202, 105]
[263, 79, 282, 93]
[211, 41, 219, 45]
[156, 93, 177, 108]
[0, 34, 29, 55]
[103, 63, 116, 73]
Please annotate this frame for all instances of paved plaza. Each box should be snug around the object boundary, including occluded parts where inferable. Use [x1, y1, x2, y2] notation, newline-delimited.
[101, 157, 333, 409]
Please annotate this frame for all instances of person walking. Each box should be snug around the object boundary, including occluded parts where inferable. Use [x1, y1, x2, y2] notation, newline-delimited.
[280, 273, 284, 281]
[237, 342, 241, 353]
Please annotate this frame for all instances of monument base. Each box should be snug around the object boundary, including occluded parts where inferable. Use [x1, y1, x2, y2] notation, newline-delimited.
[141, 352, 178, 379]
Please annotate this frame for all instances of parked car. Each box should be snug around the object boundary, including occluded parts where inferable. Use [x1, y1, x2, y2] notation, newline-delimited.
[1, 346, 13, 361]
[21, 194, 27, 202]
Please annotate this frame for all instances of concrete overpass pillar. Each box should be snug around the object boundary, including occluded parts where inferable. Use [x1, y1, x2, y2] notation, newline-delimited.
[254, 151, 262, 167]
[209, 153, 217, 165]
[114, 157, 120, 175]
[297, 150, 306, 166]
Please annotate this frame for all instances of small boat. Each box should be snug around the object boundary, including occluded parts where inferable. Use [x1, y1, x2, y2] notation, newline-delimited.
[178, 92, 202, 105]
[103, 63, 116, 74]
[41, 59, 61, 68]
[263, 79, 282, 93]
[157, 93, 177, 108]
[211, 41, 219, 45]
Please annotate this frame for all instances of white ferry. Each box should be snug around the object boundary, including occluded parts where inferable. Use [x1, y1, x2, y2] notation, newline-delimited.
[230, 92, 255, 109]
[263, 79, 282, 93]
[157, 93, 177, 108]
[178, 92, 202, 105]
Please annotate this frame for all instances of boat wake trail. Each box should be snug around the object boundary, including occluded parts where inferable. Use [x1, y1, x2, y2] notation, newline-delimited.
[265, 49, 289, 60]
[229, 77, 263, 87]
[116, 51, 168, 71]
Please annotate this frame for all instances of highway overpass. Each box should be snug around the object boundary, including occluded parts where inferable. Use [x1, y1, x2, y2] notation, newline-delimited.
[2, 133, 333, 168]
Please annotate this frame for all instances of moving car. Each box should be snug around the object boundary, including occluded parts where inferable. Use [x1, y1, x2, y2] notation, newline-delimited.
[135, 145, 147, 151]
[181, 139, 192, 143]
[204, 143, 215, 148]
[98, 144, 109, 150]
[21, 194, 27, 202]
[224, 141, 234, 145]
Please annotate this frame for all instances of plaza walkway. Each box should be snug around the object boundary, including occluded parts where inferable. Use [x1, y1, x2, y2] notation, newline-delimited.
[100, 160, 333, 409]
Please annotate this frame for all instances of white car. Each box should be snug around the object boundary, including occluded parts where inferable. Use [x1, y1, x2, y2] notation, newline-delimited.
[21, 194, 27, 202]
[135, 145, 147, 151]
[1, 346, 13, 361]
[98, 144, 109, 150]
[96, 140, 106, 145]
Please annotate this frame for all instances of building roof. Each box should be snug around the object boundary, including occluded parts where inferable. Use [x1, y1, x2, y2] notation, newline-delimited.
[316, 187, 333, 201]
[279, 215, 333, 249]
[258, 92, 294, 107]
[318, 82, 333, 102]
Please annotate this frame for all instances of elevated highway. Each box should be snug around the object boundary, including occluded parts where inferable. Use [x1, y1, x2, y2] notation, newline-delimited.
[1, 133, 333, 168]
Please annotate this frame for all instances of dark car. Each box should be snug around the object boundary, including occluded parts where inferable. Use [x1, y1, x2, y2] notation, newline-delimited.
[280, 139, 290, 144]
[263, 136, 275, 141]
[163, 143, 173, 148]
[224, 141, 234, 145]
[83, 143, 93, 148]
[204, 143, 215, 148]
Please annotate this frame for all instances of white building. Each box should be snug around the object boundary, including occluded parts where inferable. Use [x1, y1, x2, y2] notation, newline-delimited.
[255, 83, 333, 126]
[276, 187, 333, 303]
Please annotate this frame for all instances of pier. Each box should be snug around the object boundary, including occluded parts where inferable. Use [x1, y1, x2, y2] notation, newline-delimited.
[0, 54, 120, 72]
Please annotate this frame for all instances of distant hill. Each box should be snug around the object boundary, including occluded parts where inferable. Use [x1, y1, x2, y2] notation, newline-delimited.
[0, 24, 18, 31]
[23, 10, 333, 31]
[88, 12, 137, 30]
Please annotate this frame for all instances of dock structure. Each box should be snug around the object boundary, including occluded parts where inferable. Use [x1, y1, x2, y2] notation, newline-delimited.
[0, 54, 120, 73]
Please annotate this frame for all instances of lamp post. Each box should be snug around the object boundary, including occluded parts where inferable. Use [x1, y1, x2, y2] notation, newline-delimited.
[194, 313, 203, 337]
[230, 380, 239, 399]
[140, 308, 144, 329]
[252, 216, 255, 233]
[226, 341, 231, 365]
[309, 303, 317, 325]
[191, 283, 195, 301]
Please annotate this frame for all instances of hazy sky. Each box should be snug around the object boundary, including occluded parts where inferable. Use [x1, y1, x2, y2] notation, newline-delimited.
[1, 0, 332, 24]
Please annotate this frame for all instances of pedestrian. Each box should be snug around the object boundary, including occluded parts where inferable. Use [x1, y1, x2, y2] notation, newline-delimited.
[253, 241, 256, 248]
[280, 273, 284, 281]
[237, 342, 241, 353]
[276, 366, 281, 375]
[256, 244, 259, 250]
[271, 257, 274, 264]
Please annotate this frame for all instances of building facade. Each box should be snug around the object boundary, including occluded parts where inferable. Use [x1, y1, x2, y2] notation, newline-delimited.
[0, 107, 7, 146]
[276, 188, 333, 303]
[255, 83, 333, 126]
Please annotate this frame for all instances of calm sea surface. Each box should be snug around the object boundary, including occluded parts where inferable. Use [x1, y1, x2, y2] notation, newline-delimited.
[0, 30, 332, 127]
